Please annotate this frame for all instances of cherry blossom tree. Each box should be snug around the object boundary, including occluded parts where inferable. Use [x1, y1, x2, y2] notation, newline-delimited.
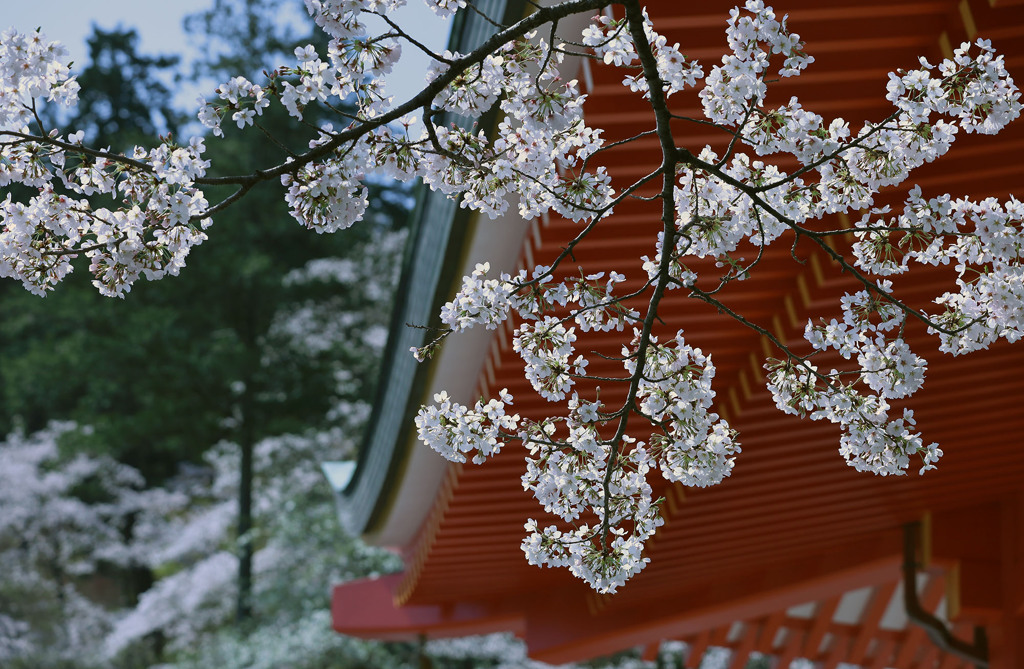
[0, 423, 181, 667]
[100, 429, 399, 664]
[2, 0, 1022, 596]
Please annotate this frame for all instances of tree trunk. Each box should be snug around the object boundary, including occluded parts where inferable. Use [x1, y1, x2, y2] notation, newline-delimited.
[236, 373, 254, 623]
[235, 304, 258, 624]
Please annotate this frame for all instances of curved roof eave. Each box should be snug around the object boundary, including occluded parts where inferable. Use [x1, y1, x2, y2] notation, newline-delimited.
[338, 0, 529, 548]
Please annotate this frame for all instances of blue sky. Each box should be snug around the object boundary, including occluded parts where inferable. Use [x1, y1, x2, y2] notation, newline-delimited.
[5, 1, 215, 68]
[4, 1, 450, 109]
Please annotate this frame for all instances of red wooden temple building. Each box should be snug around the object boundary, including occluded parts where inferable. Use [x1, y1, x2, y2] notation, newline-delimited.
[327, 0, 1024, 666]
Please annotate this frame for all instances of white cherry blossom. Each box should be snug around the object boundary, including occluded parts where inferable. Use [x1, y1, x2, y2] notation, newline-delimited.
[3, 0, 1023, 593]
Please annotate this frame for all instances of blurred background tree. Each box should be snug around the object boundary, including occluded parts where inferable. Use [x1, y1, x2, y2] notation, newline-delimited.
[0, 2, 412, 665]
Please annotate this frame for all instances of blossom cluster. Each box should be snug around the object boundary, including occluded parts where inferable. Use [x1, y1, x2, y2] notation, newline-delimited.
[509, 333, 737, 591]
[513, 317, 586, 401]
[281, 124, 370, 233]
[629, 333, 740, 488]
[777, 286, 941, 475]
[518, 405, 664, 593]
[0, 28, 79, 131]
[1, 138, 212, 297]
[852, 187, 1024, 355]
[700, 0, 814, 125]
[582, 8, 704, 98]
[429, 263, 639, 347]
[1, 28, 219, 296]
[198, 15, 613, 232]
[414, 389, 519, 464]
[804, 286, 925, 399]
[507, 333, 738, 592]
[886, 39, 1019, 134]
[422, 35, 612, 221]
[766, 358, 942, 476]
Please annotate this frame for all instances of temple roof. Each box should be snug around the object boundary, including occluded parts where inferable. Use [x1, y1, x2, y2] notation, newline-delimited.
[333, 0, 1024, 666]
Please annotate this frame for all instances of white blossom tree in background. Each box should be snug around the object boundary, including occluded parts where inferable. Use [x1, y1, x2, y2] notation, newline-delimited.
[0, 422, 405, 668]
[2, 0, 1022, 604]
[100, 429, 401, 666]
[0, 423, 177, 666]
[0, 226, 410, 667]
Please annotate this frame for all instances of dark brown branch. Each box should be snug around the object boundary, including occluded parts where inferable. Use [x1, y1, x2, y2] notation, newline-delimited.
[595, 0, 678, 552]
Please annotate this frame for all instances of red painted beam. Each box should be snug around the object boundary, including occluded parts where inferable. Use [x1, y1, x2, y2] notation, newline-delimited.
[331, 574, 524, 640]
